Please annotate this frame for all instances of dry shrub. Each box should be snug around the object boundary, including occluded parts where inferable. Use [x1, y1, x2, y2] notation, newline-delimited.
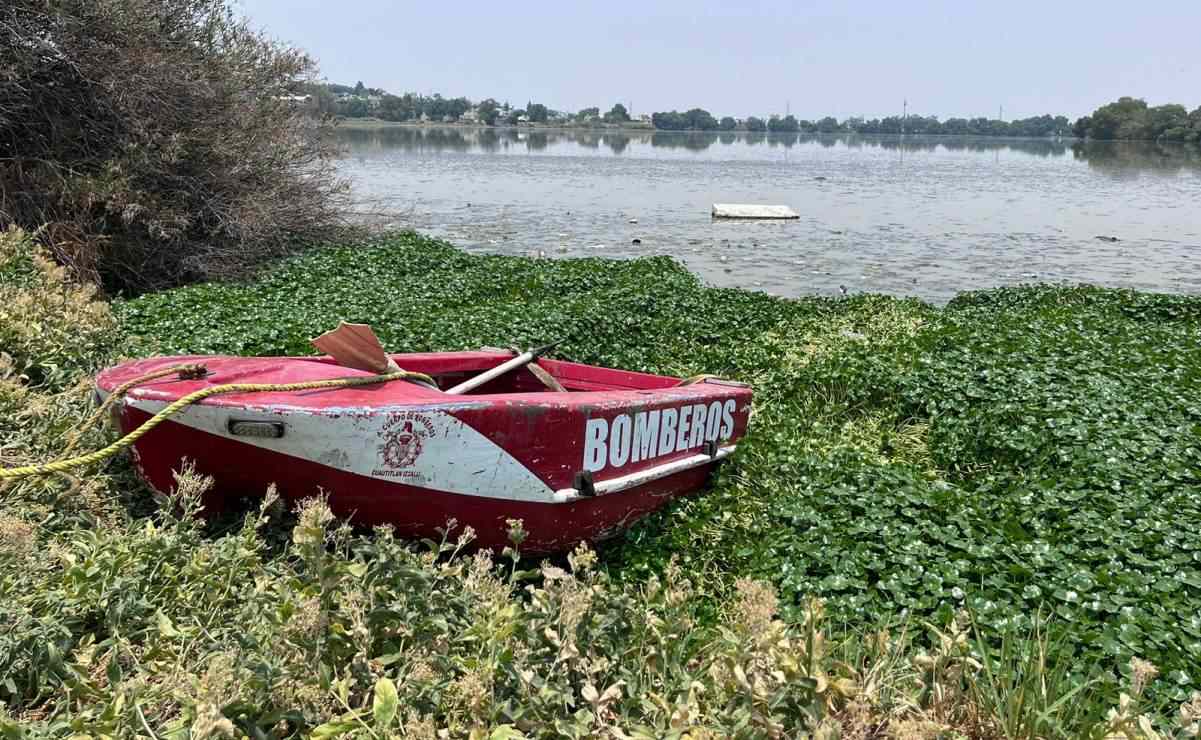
[0, 226, 130, 521]
[0, 514, 36, 560]
[0, 0, 347, 292]
[0, 226, 121, 388]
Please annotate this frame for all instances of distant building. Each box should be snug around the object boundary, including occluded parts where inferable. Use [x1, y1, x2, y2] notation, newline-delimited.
[461, 109, 480, 123]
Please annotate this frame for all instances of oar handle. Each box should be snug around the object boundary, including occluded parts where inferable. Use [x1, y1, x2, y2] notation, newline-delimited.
[444, 342, 558, 396]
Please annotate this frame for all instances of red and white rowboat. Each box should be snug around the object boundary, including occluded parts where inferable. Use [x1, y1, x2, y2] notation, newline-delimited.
[96, 350, 752, 551]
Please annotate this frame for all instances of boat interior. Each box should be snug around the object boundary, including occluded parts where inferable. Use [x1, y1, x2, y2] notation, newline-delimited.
[399, 355, 682, 395]
[304, 325, 687, 396]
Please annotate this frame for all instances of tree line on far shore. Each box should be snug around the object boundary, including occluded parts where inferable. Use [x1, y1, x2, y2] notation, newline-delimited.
[321, 82, 1201, 143]
[313, 82, 635, 126]
[652, 111, 1075, 138]
[1072, 97, 1201, 143]
[650, 99, 1199, 142]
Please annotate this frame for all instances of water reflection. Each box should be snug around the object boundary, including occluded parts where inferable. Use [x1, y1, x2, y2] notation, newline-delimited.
[337, 125, 1201, 304]
[338, 125, 1200, 176]
[1071, 141, 1201, 178]
[650, 132, 717, 151]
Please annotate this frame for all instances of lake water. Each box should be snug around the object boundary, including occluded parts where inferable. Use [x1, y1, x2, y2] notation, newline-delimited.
[336, 126, 1201, 303]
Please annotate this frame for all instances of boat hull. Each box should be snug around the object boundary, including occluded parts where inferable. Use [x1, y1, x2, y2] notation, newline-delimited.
[98, 352, 752, 552]
[120, 404, 715, 550]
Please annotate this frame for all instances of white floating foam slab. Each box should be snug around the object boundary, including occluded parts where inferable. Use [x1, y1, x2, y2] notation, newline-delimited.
[711, 203, 799, 219]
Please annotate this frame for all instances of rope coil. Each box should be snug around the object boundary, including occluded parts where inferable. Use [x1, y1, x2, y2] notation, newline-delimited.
[0, 366, 435, 481]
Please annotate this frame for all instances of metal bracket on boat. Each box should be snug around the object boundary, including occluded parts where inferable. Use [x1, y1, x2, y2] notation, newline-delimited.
[177, 364, 209, 380]
[702, 440, 718, 459]
[573, 470, 597, 497]
[227, 419, 286, 439]
[552, 444, 738, 504]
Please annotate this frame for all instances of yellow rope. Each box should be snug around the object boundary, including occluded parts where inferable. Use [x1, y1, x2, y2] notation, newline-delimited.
[0, 368, 436, 481]
[60, 363, 206, 457]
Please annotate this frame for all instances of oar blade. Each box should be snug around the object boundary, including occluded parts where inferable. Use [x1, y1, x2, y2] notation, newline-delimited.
[527, 362, 566, 392]
[310, 322, 398, 374]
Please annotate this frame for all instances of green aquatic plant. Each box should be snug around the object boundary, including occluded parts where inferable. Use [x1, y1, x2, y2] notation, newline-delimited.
[118, 233, 1201, 714]
[117, 234, 1201, 713]
[5, 228, 1201, 735]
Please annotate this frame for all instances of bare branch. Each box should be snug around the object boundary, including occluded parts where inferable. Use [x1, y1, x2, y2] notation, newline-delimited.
[0, 0, 348, 293]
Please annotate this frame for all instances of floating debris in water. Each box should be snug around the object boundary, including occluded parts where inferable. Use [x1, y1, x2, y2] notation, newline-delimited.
[631, 238, 642, 245]
[628, 218, 638, 224]
[719, 255, 729, 263]
[1095, 235, 1120, 242]
[712, 203, 799, 220]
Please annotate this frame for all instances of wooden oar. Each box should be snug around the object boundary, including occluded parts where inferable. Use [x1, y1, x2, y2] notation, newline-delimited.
[527, 361, 567, 392]
[311, 322, 399, 373]
[311, 325, 557, 394]
[446, 342, 557, 395]
[311, 322, 439, 389]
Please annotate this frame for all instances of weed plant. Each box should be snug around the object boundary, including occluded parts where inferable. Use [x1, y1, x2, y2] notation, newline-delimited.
[4, 228, 1201, 737]
[119, 232, 1201, 706]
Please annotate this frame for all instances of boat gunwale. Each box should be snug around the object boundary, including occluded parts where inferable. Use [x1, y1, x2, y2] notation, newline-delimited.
[97, 352, 750, 411]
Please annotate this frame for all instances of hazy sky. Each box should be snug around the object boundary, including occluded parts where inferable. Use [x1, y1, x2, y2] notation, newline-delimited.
[239, 0, 1200, 121]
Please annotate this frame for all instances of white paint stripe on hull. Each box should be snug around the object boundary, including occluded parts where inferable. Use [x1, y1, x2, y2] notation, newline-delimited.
[121, 397, 557, 502]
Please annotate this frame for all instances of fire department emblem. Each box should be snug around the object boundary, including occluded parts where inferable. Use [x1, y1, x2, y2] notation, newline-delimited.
[377, 413, 435, 470]
[382, 422, 422, 468]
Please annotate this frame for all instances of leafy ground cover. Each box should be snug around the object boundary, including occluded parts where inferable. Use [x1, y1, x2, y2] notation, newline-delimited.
[118, 232, 1201, 705]
[4, 227, 1201, 737]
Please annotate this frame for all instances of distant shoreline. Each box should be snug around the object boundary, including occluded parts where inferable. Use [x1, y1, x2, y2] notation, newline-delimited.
[332, 118, 1200, 145]
[334, 117, 656, 133]
[333, 118, 1095, 142]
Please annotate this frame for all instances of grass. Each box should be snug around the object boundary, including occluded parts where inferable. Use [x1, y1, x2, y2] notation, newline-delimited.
[4, 227, 1201, 737]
